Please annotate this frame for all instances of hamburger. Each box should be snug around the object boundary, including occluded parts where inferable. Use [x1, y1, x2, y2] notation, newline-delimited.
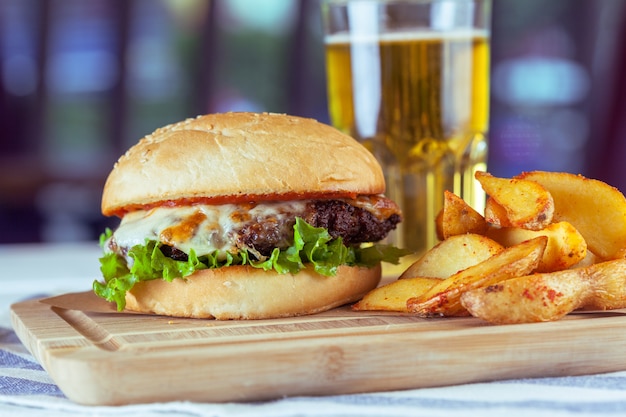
[94, 112, 404, 319]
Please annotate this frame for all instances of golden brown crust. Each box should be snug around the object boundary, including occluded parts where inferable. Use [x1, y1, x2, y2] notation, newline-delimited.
[124, 264, 381, 319]
[102, 112, 384, 216]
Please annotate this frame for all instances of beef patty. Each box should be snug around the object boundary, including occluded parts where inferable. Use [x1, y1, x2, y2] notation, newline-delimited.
[160, 197, 401, 262]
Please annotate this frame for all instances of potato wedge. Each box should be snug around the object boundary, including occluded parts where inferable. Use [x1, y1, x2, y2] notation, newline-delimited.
[461, 258, 626, 324]
[570, 249, 598, 269]
[436, 190, 488, 240]
[516, 171, 626, 260]
[399, 233, 504, 279]
[406, 236, 547, 316]
[460, 268, 593, 324]
[476, 171, 554, 230]
[584, 258, 626, 310]
[352, 277, 441, 312]
[486, 221, 587, 272]
[483, 197, 511, 228]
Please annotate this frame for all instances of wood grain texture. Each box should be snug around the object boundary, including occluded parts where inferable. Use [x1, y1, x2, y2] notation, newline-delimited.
[11, 298, 626, 405]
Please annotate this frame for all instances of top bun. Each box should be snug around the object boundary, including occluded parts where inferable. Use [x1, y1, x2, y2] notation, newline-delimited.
[102, 112, 385, 216]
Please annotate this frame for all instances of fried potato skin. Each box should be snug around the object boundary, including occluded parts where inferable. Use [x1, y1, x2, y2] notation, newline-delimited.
[486, 221, 587, 272]
[461, 269, 593, 324]
[436, 190, 488, 240]
[516, 171, 626, 260]
[476, 171, 554, 230]
[483, 197, 511, 228]
[399, 233, 503, 280]
[407, 237, 547, 317]
[352, 277, 441, 312]
[461, 258, 626, 324]
[584, 258, 626, 310]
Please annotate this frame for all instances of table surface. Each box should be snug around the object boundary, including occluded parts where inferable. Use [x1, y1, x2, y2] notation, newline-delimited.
[3, 242, 626, 417]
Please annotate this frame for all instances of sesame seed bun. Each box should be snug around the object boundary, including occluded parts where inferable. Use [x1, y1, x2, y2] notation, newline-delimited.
[101, 112, 385, 216]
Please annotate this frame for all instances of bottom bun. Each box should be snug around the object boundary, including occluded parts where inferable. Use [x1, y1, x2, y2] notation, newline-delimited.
[124, 264, 381, 319]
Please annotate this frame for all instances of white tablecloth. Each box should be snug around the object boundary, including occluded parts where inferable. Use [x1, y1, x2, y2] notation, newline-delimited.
[3, 242, 626, 417]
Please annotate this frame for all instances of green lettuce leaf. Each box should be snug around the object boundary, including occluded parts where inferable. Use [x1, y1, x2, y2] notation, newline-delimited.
[93, 218, 408, 311]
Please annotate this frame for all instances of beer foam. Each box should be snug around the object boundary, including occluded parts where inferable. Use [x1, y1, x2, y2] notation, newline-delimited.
[325, 29, 489, 44]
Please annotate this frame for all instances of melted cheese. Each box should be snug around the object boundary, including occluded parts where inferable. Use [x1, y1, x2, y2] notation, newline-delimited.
[108, 195, 401, 263]
[110, 201, 308, 258]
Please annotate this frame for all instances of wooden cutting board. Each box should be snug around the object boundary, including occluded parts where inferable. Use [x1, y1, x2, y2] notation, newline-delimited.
[11, 294, 626, 406]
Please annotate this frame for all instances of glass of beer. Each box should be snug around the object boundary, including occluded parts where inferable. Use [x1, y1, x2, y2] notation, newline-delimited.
[322, 0, 491, 260]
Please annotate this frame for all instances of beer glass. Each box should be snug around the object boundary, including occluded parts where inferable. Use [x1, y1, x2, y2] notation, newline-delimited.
[322, 0, 491, 259]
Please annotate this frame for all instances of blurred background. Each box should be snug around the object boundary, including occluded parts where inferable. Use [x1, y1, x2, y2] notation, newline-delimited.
[0, 0, 624, 244]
